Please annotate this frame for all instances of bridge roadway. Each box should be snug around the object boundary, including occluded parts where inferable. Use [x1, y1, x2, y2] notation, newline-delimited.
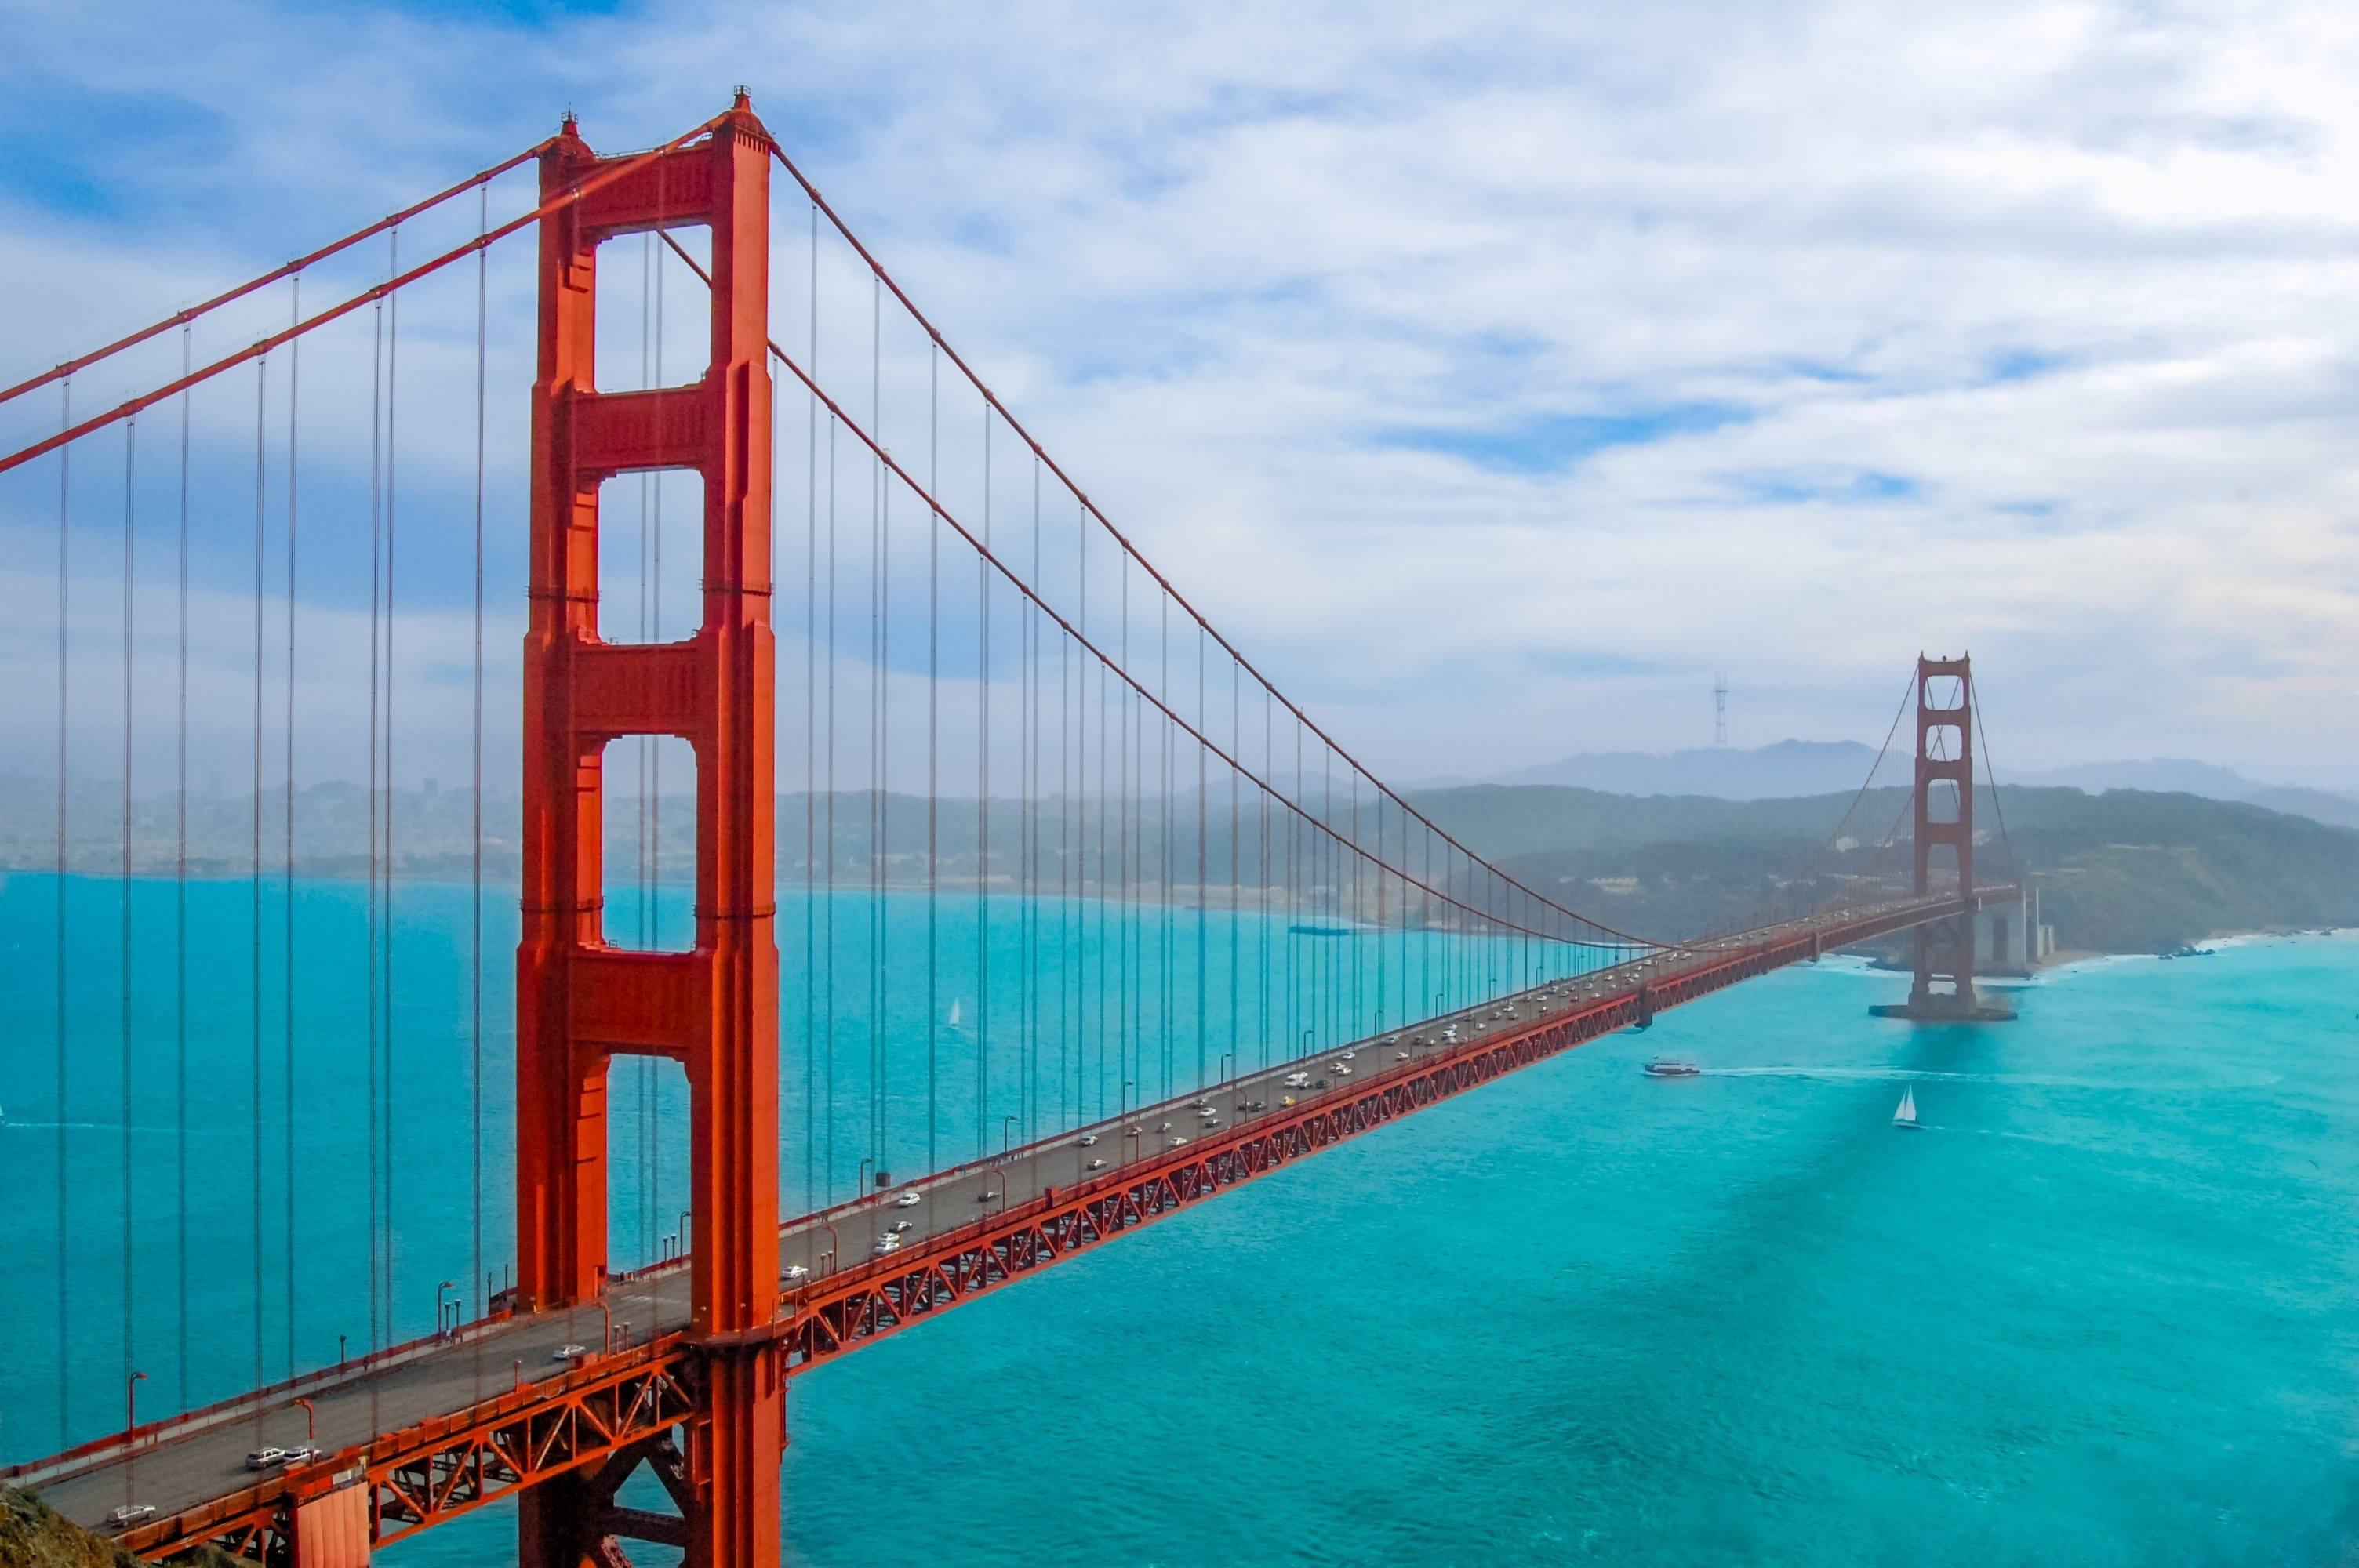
[31, 894, 1971, 1548]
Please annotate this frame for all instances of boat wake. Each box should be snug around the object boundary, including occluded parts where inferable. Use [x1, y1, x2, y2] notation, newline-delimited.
[1699, 1065, 2279, 1091]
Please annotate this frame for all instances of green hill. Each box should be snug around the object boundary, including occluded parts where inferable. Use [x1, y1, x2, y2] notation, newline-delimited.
[1402, 783, 2359, 955]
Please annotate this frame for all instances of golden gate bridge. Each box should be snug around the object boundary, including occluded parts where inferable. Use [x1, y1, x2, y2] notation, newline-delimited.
[0, 93, 2016, 1568]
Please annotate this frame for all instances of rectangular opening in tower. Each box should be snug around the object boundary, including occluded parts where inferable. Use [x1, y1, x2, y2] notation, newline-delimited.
[602, 732, 697, 953]
[591, 223, 712, 397]
[606, 1052, 691, 1276]
[598, 469, 705, 647]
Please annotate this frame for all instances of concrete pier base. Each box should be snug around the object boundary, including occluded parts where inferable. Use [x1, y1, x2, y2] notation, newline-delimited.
[1868, 996, 2017, 1022]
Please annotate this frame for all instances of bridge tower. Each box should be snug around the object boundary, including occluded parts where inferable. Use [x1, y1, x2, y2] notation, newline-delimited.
[1906, 653, 1983, 1018]
[517, 94, 783, 1568]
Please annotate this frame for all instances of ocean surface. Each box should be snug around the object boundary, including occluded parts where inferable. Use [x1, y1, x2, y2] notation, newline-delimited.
[2, 873, 2354, 1565]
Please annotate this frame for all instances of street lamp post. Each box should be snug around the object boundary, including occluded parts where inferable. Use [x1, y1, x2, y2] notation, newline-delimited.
[1001, 1115, 1018, 1154]
[293, 1397, 315, 1442]
[125, 1370, 147, 1436]
[434, 1280, 457, 1341]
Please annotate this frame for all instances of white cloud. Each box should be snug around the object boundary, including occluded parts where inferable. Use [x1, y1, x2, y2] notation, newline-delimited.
[2, 0, 2355, 787]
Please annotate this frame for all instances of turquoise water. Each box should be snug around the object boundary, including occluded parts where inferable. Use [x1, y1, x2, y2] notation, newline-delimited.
[3, 877, 2354, 1563]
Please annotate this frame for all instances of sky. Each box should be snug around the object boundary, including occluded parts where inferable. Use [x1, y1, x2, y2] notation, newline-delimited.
[2, 0, 2356, 793]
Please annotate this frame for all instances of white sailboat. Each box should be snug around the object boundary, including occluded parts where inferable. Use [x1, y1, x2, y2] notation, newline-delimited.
[946, 998, 967, 1033]
[1892, 1086, 1921, 1129]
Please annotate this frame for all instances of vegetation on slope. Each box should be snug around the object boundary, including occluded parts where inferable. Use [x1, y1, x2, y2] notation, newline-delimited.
[1405, 784, 2359, 955]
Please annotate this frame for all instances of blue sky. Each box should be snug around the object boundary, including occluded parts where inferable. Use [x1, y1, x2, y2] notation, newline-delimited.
[1, 0, 2355, 790]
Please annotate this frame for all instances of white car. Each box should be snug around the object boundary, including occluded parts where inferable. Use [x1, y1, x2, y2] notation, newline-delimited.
[1087, 1157, 1106, 1170]
[1332, 1063, 1354, 1076]
[891, 1218, 915, 1233]
[553, 1343, 587, 1362]
[872, 1234, 902, 1256]
[1079, 1133, 1100, 1146]
[783, 1264, 810, 1283]
[1169, 1135, 1190, 1147]
[894, 1190, 922, 1208]
[107, 1506, 154, 1529]
[1283, 1072, 1311, 1088]
[245, 1446, 288, 1471]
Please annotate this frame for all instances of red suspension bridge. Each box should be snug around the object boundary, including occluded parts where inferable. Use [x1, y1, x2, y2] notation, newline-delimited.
[0, 95, 2019, 1568]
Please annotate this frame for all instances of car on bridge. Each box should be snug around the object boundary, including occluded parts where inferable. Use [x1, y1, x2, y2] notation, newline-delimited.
[893, 1190, 921, 1208]
[245, 1447, 288, 1471]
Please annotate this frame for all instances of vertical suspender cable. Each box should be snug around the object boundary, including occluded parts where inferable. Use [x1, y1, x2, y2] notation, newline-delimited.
[825, 419, 837, 1200]
[868, 274, 883, 1179]
[471, 193, 488, 1306]
[804, 203, 816, 1216]
[638, 233, 653, 1260]
[926, 343, 939, 1177]
[383, 228, 400, 1344]
[175, 332, 191, 1409]
[283, 276, 300, 1373]
[120, 416, 136, 1422]
[250, 352, 266, 1396]
[649, 209, 664, 1243]
[56, 377, 71, 1446]
[977, 410, 990, 1156]
[1027, 456, 1041, 1134]
[366, 293, 383, 1354]
[1159, 595, 1169, 1095]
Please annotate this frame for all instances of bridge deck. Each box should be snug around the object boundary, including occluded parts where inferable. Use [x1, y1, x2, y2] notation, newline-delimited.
[26, 892, 1993, 1555]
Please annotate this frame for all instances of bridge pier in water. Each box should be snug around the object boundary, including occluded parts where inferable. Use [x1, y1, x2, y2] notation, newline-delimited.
[1868, 653, 2017, 1024]
[516, 94, 786, 1568]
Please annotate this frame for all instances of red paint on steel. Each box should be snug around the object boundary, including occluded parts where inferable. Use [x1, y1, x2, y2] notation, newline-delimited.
[1911, 655, 1979, 1011]
[289, 1482, 369, 1568]
[517, 93, 782, 1568]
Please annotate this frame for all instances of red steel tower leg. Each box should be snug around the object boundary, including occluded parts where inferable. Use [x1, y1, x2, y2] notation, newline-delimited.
[1909, 653, 1977, 1015]
[518, 93, 782, 1568]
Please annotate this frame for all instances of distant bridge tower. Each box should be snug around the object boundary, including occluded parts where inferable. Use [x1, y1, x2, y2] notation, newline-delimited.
[1713, 673, 1728, 746]
[1863, 651, 2016, 1022]
[1909, 654, 1976, 1013]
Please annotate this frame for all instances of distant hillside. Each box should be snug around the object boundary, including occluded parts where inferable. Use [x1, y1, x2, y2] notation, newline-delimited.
[1494, 739, 1904, 799]
[1407, 782, 2359, 955]
[1483, 746, 2359, 834]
